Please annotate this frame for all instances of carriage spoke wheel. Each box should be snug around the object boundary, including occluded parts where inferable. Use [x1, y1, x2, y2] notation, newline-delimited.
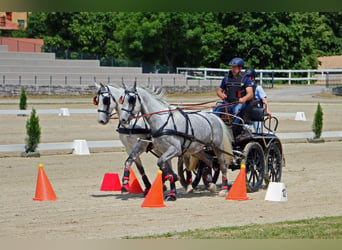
[264, 143, 282, 186]
[178, 160, 219, 190]
[242, 142, 265, 192]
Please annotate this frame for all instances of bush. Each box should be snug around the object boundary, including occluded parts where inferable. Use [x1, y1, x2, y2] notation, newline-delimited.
[312, 103, 323, 139]
[25, 108, 41, 153]
[19, 87, 27, 110]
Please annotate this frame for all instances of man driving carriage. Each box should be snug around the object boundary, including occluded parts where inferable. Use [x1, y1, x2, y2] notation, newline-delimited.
[213, 57, 254, 140]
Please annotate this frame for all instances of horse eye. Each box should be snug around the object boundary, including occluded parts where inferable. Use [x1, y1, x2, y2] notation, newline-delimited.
[93, 96, 98, 106]
[128, 95, 136, 104]
[103, 96, 110, 105]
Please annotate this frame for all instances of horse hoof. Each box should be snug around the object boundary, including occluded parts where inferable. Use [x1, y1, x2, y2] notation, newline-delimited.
[218, 189, 228, 197]
[186, 185, 194, 193]
[208, 183, 217, 193]
[165, 194, 177, 201]
[121, 187, 129, 194]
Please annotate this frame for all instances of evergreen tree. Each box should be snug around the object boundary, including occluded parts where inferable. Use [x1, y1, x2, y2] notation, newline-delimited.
[19, 87, 27, 110]
[25, 108, 41, 153]
[312, 103, 323, 139]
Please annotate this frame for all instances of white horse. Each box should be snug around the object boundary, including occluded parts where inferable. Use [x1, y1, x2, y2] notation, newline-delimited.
[94, 82, 154, 195]
[119, 83, 234, 199]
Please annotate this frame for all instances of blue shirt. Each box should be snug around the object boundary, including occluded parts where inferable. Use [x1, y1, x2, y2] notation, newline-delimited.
[255, 85, 267, 101]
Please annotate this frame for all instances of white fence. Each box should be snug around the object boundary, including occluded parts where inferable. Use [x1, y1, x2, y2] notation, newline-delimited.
[176, 67, 342, 86]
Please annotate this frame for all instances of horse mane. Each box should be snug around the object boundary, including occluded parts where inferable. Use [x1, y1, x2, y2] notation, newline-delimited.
[138, 84, 168, 106]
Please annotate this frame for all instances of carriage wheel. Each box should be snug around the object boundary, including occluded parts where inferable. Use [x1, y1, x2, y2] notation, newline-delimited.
[264, 143, 282, 186]
[178, 160, 219, 190]
[241, 142, 265, 192]
[178, 157, 190, 189]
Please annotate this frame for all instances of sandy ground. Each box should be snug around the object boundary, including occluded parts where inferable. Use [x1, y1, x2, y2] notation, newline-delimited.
[0, 88, 342, 239]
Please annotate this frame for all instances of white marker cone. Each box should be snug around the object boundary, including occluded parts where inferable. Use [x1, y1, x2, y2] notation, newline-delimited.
[265, 182, 288, 202]
[72, 139, 90, 155]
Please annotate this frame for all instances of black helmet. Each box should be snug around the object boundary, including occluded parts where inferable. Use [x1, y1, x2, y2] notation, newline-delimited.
[245, 68, 256, 77]
[229, 57, 244, 67]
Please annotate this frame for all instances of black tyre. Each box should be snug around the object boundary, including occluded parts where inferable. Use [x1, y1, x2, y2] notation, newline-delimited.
[264, 143, 282, 186]
[241, 142, 265, 192]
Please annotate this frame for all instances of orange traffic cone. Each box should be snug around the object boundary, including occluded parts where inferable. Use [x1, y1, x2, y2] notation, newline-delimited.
[226, 164, 251, 201]
[33, 163, 57, 201]
[100, 173, 121, 191]
[141, 170, 166, 208]
[129, 166, 143, 194]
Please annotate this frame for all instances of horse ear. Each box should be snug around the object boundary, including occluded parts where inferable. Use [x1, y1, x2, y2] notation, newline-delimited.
[122, 82, 126, 89]
[94, 82, 101, 89]
[133, 81, 137, 91]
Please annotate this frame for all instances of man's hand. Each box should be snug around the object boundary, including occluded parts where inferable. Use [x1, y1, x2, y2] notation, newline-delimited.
[220, 93, 227, 100]
[238, 97, 246, 104]
[217, 88, 227, 100]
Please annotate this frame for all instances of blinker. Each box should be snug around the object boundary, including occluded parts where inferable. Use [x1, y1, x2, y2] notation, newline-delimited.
[103, 96, 110, 105]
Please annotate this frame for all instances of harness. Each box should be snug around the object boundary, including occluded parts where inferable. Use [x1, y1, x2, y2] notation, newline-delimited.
[120, 89, 234, 158]
[151, 108, 198, 155]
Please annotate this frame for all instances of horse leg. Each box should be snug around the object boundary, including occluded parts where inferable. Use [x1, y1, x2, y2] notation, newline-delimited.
[192, 152, 216, 193]
[134, 157, 152, 196]
[214, 150, 229, 197]
[121, 140, 150, 194]
[178, 156, 193, 193]
[157, 147, 180, 201]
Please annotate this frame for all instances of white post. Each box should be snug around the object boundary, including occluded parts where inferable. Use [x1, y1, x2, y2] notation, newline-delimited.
[289, 71, 291, 85]
[260, 71, 263, 86]
[307, 70, 310, 85]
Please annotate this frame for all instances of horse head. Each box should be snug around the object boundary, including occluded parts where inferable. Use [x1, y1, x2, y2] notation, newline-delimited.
[119, 81, 142, 126]
[94, 82, 119, 125]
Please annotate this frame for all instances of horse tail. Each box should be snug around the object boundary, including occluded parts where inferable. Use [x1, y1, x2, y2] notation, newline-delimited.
[188, 155, 199, 171]
[218, 118, 233, 165]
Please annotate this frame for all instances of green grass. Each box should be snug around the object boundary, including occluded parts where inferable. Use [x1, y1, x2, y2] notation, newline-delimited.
[125, 216, 342, 239]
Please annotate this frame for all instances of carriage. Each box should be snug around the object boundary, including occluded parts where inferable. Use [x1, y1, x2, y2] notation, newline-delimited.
[95, 82, 285, 199]
[177, 105, 285, 193]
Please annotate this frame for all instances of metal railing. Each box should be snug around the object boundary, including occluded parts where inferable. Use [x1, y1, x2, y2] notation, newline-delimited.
[177, 67, 342, 87]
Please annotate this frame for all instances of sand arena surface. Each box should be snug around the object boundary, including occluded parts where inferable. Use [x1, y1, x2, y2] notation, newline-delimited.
[0, 89, 341, 238]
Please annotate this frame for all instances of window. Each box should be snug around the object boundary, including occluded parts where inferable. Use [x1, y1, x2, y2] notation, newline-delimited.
[0, 16, 5, 27]
[18, 19, 25, 28]
[6, 12, 12, 21]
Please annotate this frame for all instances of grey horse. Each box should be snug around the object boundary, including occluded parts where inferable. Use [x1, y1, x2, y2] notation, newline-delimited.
[94, 82, 153, 194]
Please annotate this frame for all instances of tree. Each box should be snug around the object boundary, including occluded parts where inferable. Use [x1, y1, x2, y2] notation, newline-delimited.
[25, 108, 41, 153]
[312, 103, 323, 140]
[19, 87, 27, 110]
[24, 12, 342, 70]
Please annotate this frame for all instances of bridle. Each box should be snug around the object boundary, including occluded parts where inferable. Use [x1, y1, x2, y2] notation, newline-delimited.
[93, 86, 117, 118]
[119, 89, 142, 120]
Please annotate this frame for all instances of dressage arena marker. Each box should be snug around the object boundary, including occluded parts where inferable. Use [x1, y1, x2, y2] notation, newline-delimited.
[58, 108, 70, 116]
[33, 163, 57, 201]
[226, 164, 251, 201]
[295, 111, 306, 121]
[100, 173, 121, 191]
[141, 170, 166, 208]
[265, 182, 288, 202]
[72, 139, 90, 155]
[128, 167, 144, 194]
